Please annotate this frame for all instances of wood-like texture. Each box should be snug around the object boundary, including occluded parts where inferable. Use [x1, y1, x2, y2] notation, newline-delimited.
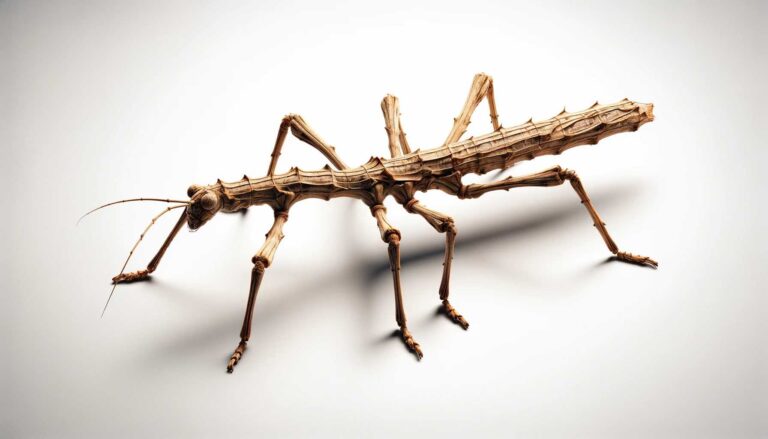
[213, 98, 654, 212]
[105, 73, 656, 372]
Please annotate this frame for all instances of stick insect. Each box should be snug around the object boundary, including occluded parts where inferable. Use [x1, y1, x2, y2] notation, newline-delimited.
[84, 73, 657, 372]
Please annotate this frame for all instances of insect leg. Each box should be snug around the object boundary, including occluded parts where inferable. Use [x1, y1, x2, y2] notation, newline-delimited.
[455, 167, 658, 268]
[227, 211, 289, 373]
[112, 210, 187, 284]
[380, 94, 411, 157]
[369, 203, 423, 360]
[399, 199, 468, 329]
[266, 114, 349, 176]
[558, 169, 658, 268]
[443, 72, 501, 145]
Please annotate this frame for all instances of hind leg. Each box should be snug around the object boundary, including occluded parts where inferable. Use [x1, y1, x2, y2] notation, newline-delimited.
[458, 166, 657, 267]
[559, 169, 657, 267]
[444, 72, 501, 145]
[380, 94, 412, 157]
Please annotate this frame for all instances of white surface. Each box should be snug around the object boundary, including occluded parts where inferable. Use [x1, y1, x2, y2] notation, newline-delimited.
[2, 0, 766, 437]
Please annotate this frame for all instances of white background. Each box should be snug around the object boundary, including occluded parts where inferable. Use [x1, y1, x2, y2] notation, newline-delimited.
[2, 0, 766, 437]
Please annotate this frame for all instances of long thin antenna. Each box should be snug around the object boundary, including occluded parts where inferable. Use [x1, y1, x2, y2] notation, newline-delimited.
[101, 204, 187, 318]
[78, 198, 190, 225]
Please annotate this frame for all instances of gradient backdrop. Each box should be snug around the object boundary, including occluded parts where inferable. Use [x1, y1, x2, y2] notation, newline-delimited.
[2, 0, 766, 437]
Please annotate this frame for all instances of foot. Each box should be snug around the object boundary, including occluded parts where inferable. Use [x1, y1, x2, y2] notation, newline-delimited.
[616, 251, 658, 268]
[226, 341, 247, 373]
[441, 300, 469, 329]
[400, 326, 423, 360]
[112, 269, 150, 284]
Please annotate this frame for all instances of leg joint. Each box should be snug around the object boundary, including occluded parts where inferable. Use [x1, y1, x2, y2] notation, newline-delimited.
[403, 198, 420, 213]
[385, 229, 401, 245]
[558, 167, 578, 182]
[370, 203, 387, 216]
[251, 257, 268, 272]
[457, 185, 470, 199]
[274, 210, 290, 221]
[442, 220, 457, 235]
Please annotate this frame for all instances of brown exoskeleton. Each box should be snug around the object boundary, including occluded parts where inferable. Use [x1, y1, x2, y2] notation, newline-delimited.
[84, 73, 657, 372]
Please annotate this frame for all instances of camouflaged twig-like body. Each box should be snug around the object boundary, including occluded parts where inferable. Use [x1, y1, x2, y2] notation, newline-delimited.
[214, 99, 653, 211]
[95, 73, 656, 373]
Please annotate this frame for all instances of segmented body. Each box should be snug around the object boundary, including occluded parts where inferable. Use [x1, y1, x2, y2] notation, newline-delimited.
[93, 72, 657, 372]
[216, 99, 653, 211]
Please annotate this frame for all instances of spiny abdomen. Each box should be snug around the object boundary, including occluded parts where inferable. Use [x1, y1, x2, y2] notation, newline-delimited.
[383, 99, 655, 179]
[217, 99, 654, 205]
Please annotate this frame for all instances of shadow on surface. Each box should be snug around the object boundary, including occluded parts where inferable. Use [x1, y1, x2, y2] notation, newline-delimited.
[357, 183, 641, 284]
[136, 182, 642, 370]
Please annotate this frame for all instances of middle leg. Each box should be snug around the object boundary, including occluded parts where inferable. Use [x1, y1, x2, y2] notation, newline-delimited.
[399, 198, 469, 329]
[368, 201, 423, 360]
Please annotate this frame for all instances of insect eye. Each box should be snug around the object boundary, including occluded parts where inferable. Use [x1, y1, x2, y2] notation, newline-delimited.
[201, 192, 218, 210]
[187, 184, 203, 197]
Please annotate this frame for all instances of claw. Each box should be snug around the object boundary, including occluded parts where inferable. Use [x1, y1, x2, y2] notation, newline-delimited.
[400, 327, 423, 360]
[227, 341, 247, 373]
[616, 251, 658, 268]
[442, 300, 469, 329]
[112, 269, 150, 284]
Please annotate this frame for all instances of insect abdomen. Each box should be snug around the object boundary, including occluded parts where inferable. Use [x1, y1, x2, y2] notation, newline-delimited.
[218, 99, 653, 205]
[385, 99, 651, 180]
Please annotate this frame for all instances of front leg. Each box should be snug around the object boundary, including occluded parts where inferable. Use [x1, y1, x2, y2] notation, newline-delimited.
[266, 114, 349, 176]
[112, 210, 187, 284]
[227, 211, 289, 373]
